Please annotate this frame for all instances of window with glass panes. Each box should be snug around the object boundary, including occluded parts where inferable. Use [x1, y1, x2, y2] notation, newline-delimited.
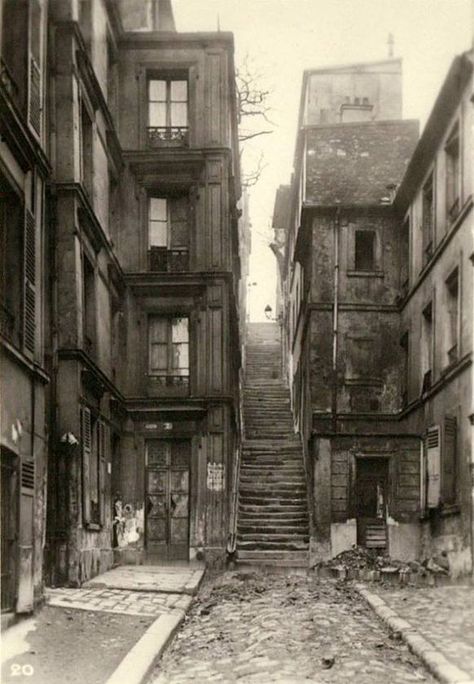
[148, 316, 189, 383]
[148, 197, 189, 271]
[147, 76, 188, 144]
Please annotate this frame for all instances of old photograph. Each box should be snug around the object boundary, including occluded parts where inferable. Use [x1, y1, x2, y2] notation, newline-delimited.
[0, 0, 473, 682]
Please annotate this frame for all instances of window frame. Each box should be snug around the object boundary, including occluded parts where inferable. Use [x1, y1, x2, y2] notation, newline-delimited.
[147, 194, 190, 272]
[445, 123, 460, 223]
[422, 171, 435, 265]
[444, 267, 460, 368]
[146, 70, 189, 147]
[148, 315, 190, 382]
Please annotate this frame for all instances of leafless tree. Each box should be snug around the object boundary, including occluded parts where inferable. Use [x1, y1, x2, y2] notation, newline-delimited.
[236, 55, 274, 186]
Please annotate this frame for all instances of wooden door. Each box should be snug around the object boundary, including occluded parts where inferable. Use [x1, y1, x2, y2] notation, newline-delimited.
[356, 457, 388, 550]
[1, 449, 18, 612]
[146, 440, 190, 561]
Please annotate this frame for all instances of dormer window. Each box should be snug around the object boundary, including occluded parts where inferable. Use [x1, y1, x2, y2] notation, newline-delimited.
[147, 73, 188, 147]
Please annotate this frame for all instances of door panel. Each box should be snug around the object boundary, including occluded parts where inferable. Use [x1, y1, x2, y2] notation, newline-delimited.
[1, 452, 18, 612]
[146, 440, 190, 561]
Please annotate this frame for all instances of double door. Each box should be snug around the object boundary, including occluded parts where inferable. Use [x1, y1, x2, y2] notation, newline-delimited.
[145, 439, 190, 561]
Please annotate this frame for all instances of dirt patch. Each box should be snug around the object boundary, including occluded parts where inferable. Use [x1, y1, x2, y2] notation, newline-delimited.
[1, 605, 154, 684]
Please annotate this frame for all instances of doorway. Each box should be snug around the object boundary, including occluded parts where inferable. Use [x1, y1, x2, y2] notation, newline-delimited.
[355, 457, 388, 550]
[145, 439, 190, 561]
[1, 448, 18, 612]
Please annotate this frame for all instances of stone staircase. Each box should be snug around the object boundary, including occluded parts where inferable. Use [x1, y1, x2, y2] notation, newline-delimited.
[236, 323, 309, 567]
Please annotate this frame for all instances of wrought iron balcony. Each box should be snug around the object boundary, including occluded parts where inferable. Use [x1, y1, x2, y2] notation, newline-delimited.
[148, 247, 189, 272]
[146, 126, 189, 148]
[149, 374, 189, 387]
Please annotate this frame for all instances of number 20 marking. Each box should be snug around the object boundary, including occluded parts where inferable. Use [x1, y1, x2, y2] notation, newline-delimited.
[10, 664, 34, 677]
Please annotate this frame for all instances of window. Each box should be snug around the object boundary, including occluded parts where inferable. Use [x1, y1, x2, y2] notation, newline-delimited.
[354, 230, 375, 271]
[148, 196, 189, 271]
[81, 103, 93, 197]
[445, 269, 459, 366]
[82, 255, 96, 356]
[400, 217, 409, 298]
[422, 174, 434, 265]
[445, 125, 460, 222]
[0, 178, 23, 348]
[421, 303, 433, 393]
[81, 407, 106, 526]
[147, 74, 188, 146]
[400, 332, 409, 408]
[148, 316, 189, 386]
[442, 415, 457, 504]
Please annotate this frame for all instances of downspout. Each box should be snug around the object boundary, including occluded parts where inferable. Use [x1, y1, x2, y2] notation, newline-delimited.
[331, 208, 341, 434]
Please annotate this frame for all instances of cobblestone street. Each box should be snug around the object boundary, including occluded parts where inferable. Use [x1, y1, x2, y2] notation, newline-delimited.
[150, 571, 433, 683]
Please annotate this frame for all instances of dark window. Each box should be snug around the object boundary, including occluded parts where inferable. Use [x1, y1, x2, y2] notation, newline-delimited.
[400, 332, 409, 408]
[148, 316, 189, 386]
[445, 269, 459, 366]
[0, 178, 23, 347]
[442, 415, 457, 504]
[147, 74, 188, 147]
[445, 125, 460, 221]
[82, 255, 96, 356]
[148, 196, 189, 272]
[421, 303, 432, 393]
[1, 0, 28, 108]
[81, 104, 93, 197]
[400, 217, 409, 297]
[354, 230, 375, 271]
[422, 174, 434, 264]
[78, 0, 92, 51]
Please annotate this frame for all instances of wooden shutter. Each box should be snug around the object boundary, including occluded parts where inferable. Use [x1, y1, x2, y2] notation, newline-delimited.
[28, 0, 42, 135]
[23, 207, 36, 355]
[98, 420, 107, 526]
[17, 458, 35, 613]
[81, 407, 92, 524]
[426, 426, 441, 508]
[443, 416, 457, 504]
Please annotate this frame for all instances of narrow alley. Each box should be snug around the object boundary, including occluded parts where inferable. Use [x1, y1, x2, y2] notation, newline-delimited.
[149, 571, 433, 683]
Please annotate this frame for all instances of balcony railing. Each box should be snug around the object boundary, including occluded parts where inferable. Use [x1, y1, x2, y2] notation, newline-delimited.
[149, 247, 189, 273]
[447, 344, 458, 366]
[149, 375, 189, 387]
[146, 126, 189, 148]
[448, 197, 460, 223]
[0, 58, 19, 102]
[421, 369, 432, 394]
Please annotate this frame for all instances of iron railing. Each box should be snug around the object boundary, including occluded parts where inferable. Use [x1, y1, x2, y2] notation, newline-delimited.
[146, 126, 188, 147]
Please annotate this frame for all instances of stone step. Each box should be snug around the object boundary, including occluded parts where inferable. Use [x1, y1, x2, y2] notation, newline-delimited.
[239, 503, 308, 514]
[239, 485, 307, 496]
[238, 523, 309, 534]
[236, 546, 308, 556]
[238, 513, 309, 523]
[238, 533, 309, 543]
[239, 497, 307, 508]
[239, 475, 305, 484]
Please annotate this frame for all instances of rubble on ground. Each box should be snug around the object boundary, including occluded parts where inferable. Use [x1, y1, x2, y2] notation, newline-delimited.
[313, 546, 450, 584]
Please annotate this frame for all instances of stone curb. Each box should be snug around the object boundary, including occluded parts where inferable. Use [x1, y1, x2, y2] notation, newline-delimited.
[355, 583, 474, 684]
[105, 609, 185, 684]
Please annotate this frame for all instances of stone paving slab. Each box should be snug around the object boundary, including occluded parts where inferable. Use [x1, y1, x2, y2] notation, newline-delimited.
[46, 587, 192, 617]
[367, 584, 474, 680]
[83, 564, 205, 595]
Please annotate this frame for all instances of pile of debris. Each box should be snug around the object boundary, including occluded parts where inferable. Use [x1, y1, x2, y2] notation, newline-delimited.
[314, 546, 450, 585]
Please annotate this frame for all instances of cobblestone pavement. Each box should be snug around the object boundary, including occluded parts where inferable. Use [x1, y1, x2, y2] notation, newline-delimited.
[149, 571, 434, 683]
[373, 584, 474, 678]
[46, 587, 192, 617]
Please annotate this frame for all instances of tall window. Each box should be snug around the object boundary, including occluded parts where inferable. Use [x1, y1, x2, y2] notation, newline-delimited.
[148, 316, 189, 386]
[421, 302, 433, 393]
[81, 103, 93, 197]
[445, 124, 460, 222]
[445, 269, 459, 366]
[400, 217, 409, 298]
[147, 74, 188, 146]
[400, 332, 409, 408]
[148, 196, 189, 271]
[82, 255, 96, 356]
[422, 173, 434, 265]
[81, 407, 106, 527]
[354, 230, 376, 271]
[442, 415, 457, 504]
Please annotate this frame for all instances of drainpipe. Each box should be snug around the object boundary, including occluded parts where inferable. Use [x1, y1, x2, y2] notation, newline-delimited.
[331, 208, 341, 434]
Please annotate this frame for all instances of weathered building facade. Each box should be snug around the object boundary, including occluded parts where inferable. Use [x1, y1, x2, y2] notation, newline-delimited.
[275, 53, 474, 576]
[1, 0, 245, 610]
[0, 0, 50, 613]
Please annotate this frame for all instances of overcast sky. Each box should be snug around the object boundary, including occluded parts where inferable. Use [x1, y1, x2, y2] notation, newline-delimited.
[173, 0, 473, 320]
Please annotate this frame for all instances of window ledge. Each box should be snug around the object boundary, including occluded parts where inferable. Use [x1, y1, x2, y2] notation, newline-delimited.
[440, 504, 460, 517]
[347, 270, 384, 278]
[84, 522, 101, 531]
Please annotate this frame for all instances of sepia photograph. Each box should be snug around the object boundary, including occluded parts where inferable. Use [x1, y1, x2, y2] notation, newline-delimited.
[0, 0, 473, 682]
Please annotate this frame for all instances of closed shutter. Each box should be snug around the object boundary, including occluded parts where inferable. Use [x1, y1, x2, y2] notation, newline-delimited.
[81, 407, 92, 524]
[17, 458, 35, 613]
[23, 208, 36, 355]
[443, 416, 457, 504]
[426, 426, 441, 508]
[28, 0, 42, 135]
